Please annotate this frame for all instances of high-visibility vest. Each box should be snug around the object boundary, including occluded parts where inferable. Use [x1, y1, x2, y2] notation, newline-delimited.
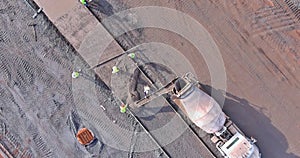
[112, 66, 120, 73]
[80, 0, 87, 5]
[120, 104, 127, 113]
[72, 71, 80, 78]
[128, 53, 135, 59]
[144, 86, 150, 93]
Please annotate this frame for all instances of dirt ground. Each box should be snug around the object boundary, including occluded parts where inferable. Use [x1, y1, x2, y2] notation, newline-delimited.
[0, 0, 300, 158]
[88, 0, 300, 157]
[0, 0, 163, 157]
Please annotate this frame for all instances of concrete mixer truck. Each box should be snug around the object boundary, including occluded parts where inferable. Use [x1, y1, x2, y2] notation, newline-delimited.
[135, 73, 261, 158]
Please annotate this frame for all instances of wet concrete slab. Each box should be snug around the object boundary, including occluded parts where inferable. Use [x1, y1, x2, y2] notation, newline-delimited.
[33, 0, 124, 68]
[34, 0, 76, 21]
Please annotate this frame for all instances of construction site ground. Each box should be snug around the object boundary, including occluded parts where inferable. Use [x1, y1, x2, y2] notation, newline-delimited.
[0, 0, 300, 158]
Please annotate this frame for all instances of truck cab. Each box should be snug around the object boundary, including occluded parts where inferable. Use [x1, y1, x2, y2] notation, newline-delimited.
[214, 130, 261, 158]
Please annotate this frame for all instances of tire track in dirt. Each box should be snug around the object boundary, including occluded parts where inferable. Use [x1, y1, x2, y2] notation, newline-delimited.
[0, 121, 33, 157]
[0, 84, 55, 157]
[1, 0, 99, 157]
[285, 0, 300, 20]
[256, 33, 300, 87]
[251, 6, 298, 35]
[0, 19, 78, 158]
[211, 0, 300, 87]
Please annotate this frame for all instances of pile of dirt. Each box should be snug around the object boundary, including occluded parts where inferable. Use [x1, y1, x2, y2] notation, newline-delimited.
[128, 62, 177, 103]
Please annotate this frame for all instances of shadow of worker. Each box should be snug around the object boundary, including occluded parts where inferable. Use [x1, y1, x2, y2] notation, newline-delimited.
[200, 84, 300, 158]
[87, 0, 114, 16]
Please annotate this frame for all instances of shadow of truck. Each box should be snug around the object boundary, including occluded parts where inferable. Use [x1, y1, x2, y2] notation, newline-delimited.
[201, 84, 299, 158]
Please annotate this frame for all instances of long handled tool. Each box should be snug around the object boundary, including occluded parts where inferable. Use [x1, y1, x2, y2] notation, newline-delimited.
[22, 0, 43, 19]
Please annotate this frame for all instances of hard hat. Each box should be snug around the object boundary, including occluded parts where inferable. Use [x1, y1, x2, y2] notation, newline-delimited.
[127, 53, 135, 59]
[72, 71, 80, 78]
[112, 66, 120, 74]
[144, 86, 150, 92]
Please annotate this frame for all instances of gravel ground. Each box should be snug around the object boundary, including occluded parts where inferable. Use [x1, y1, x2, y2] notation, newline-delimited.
[1, 0, 80, 156]
[0, 0, 162, 157]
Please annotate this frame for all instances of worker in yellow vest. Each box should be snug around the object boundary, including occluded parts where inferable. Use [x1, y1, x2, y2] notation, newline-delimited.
[112, 66, 120, 74]
[127, 53, 135, 59]
[72, 71, 80, 79]
[80, 0, 92, 5]
[120, 104, 127, 113]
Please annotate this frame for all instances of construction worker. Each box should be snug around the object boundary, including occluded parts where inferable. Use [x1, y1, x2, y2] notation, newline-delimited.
[72, 71, 80, 79]
[127, 53, 135, 59]
[112, 66, 120, 74]
[120, 104, 127, 113]
[144, 85, 150, 98]
[80, 0, 92, 5]
[80, 0, 87, 5]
